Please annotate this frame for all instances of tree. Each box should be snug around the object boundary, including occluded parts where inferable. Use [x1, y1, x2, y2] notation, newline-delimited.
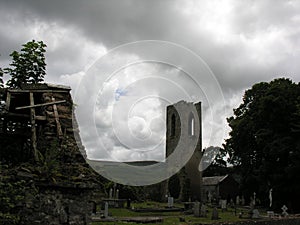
[202, 146, 228, 177]
[0, 67, 3, 88]
[4, 40, 47, 88]
[224, 78, 300, 211]
[0, 68, 4, 113]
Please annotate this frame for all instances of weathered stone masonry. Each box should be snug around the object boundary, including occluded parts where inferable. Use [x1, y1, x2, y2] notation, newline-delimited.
[0, 83, 98, 225]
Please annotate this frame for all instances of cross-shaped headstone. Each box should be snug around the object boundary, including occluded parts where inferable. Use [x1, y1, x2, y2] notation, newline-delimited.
[281, 205, 288, 217]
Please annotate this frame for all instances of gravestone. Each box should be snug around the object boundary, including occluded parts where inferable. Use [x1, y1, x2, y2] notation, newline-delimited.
[168, 197, 174, 208]
[241, 196, 245, 205]
[267, 211, 274, 218]
[208, 191, 212, 203]
[236, 195, 240, 205]
[221, 200, 227, 212]
[109, 188, 113, 199]
[250, 197, 255, 211]
[200, 204, 207, 217]
[104, 202, 108, 218]
[194, 202, 200, 217]
[281, 205, 288, 217]
[211, 207, 219, 220]
[116, 189, 119, 199]
[269, 188, 273, 208]
[127, 198, 131, 209]
[252, 209, 260, 219]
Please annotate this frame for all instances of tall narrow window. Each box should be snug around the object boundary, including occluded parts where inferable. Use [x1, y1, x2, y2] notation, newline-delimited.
[188, 113, 195, 136]
[171, 114, 176, 137]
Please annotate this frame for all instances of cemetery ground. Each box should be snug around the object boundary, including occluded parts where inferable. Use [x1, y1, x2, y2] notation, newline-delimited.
[91, 201, 293, 225]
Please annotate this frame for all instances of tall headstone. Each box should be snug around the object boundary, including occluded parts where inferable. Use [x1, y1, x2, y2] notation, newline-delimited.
[194, 202, 200, 217]
[236, 195, 240, 206]
[168, 197, 174, 208]
[241, 196, 245, 206]
[221, 200, 227, 212]
[104, 202, 108, 218]
[211, 207, 219, 220]
[113, 183, 117, 199]
[116, 189, 119, 199]
[200, 204, 207, 217]
[269, 188, 273, 208]
[208, 191, 212, 203]
[127, 199, 131, 209]
[250, 197, 254, 210]
[109, 188, 113, 199]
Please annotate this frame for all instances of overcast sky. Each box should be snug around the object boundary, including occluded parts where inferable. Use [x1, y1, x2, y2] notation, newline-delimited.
[1, 0, 300, 162]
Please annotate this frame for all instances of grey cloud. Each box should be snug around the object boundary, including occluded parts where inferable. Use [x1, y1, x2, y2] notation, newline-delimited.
[1, 0, 300, 161]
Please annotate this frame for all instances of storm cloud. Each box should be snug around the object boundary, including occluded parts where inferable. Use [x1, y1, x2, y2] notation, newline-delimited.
[0, 0, 299, 161]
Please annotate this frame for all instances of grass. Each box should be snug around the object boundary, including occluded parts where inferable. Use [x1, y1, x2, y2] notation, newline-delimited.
[92, 201, 250, 225]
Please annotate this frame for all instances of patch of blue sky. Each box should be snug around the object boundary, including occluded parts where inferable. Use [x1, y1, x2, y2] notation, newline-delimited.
[115, 88, 127, 101]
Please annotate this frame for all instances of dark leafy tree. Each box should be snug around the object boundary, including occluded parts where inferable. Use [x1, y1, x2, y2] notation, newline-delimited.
[0, 67, 3, 88]
[224, 78, 300, 211]
[0, 68, 5, 114]
[4, 40, 47, 88]
[202, 146, 228, 176]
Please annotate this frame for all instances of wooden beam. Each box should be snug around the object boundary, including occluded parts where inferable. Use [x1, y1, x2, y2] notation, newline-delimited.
[8, 89, 69, 93]
[30, 92, 38, 162]
[15, 100, 66, 110]
[52, 97, 63, 138]
[35, 115, 47, 121]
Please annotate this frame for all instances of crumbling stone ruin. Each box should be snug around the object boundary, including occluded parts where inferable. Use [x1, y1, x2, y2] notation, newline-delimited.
[165, 101, 202, 201]
[0, 83, 99, 225]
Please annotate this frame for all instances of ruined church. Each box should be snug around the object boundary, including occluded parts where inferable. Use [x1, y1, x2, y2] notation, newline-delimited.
[164, 101, 202, 201]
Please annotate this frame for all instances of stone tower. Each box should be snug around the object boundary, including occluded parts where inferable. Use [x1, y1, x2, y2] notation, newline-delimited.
[166, 101, 202, 201]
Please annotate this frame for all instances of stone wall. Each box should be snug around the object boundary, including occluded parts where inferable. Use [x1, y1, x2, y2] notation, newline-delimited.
[21, 184, 93, 225]
[0, 84, 100, 225]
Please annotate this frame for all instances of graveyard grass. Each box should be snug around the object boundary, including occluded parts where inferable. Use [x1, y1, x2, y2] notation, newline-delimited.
[92, 201, 249, 225]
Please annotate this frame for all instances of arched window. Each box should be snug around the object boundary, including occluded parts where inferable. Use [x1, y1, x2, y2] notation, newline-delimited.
[188, 112, 195, 136]
[171, 114, 176, 137]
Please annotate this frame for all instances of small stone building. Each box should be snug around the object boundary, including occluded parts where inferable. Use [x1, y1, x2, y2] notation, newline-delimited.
[0, 83, 99, 225]
[202, 174, 239, 202]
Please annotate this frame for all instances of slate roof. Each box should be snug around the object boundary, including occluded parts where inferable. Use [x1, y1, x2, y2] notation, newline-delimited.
[202, 175, 228, 186]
